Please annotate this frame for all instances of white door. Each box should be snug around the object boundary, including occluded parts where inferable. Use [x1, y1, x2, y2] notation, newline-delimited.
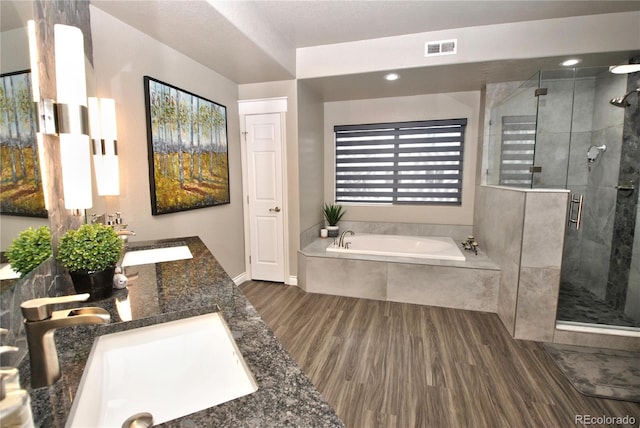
[245, 113, 285, 282]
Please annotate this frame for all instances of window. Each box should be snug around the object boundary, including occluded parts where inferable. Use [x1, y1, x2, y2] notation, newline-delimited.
[334, 118, 467, 205]
[499, 115, 536, 187]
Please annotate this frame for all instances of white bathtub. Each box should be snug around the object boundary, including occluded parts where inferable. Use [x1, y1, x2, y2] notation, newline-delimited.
[326, 234, 466, 261]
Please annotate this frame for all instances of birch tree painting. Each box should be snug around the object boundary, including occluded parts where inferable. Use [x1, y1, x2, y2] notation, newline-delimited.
[144, 77, 230, 215]
[0, 70, 47, 217]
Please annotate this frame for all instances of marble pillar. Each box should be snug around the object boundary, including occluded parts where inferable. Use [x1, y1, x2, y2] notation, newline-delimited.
[31, 0, 93, 254]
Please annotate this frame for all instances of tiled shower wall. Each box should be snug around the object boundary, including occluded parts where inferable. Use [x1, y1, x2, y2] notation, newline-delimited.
[628, 201, 640, 320]
[607, 65, 640, 318]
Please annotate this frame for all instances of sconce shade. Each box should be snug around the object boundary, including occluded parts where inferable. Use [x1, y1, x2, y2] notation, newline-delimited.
[54, 24, 93, 209]
[55, 24, 87, 105]
[59, 134, 93, 209]
[35, 134, 50, 210]
[27, 21, 40, 102]
[89, 97, 120, 196]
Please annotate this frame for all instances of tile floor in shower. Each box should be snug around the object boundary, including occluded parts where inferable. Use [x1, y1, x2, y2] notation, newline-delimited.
[557, 281, 640, 328]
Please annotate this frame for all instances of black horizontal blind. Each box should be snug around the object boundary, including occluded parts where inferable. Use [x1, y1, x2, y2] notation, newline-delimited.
[334, 118, 467, 205]
[499, 115, 536, 187]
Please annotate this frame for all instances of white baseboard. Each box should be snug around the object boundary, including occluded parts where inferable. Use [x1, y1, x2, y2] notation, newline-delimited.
[232, 272, 249, 285]
[232, 272, 297, 286]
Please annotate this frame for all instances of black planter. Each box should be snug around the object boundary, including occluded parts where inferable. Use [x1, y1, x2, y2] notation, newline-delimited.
[69, 266, 115, 301]
[327, 226, 340, 238]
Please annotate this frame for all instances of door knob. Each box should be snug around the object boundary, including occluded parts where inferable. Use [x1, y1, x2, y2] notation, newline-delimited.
[269, 206, 281, 212]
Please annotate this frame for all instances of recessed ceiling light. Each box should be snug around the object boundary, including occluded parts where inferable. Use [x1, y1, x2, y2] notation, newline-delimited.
[561, 58, 581, 67]
[384, 73, 399, 81]
[609, 64, 640, 74]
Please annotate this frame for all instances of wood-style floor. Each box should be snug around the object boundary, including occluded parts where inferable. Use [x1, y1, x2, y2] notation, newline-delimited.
[239, 281, 640, 428]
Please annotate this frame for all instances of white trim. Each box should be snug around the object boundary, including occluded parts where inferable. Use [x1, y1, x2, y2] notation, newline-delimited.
[556, 321, 640, 338]
[286, 276, 298, 286]
[232, 272, 249, 286]
[280, 113, 291, 285]
[239, 116, 252, 282]
[238, 97, 288, 115]
[239, 99, 289, 284]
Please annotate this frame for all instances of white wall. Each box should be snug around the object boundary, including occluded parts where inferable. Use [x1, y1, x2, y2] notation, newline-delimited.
[324, 91, 481, 225]
[1, 27, 29, 71]
[90, 6, 245, 276]
[297, 81, 324, 234]
[297, 12, 640, 79]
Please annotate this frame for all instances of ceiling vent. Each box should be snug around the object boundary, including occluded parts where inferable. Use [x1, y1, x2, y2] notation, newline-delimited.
[424, 39, 457, 57]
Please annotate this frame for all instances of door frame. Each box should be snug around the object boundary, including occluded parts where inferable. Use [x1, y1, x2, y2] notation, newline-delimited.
[238, 97, 290, 284]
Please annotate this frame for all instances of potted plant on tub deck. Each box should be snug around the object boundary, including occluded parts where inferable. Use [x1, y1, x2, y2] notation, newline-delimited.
[57, 223, 123, 301]
[322, 203, 345, 238]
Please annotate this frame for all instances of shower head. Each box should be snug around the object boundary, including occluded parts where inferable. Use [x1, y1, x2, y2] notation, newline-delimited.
[610, 88, 640, 107]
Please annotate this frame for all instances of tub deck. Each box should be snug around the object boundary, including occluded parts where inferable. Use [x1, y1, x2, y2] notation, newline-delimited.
[298, 238, 501, 313]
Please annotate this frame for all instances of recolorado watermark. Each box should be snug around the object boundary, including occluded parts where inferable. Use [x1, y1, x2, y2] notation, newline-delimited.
[575, 414, 637, 425]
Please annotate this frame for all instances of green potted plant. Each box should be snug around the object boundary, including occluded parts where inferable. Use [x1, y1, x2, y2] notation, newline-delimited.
[57, 223, 123, 301]
[5, 226, 52, 277]
[322, 203, 345, 237]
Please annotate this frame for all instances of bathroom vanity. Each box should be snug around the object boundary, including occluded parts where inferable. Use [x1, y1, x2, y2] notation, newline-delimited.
[17, 236, 343, 427]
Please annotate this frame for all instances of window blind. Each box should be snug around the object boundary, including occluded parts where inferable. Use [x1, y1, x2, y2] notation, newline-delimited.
[334, 118, 467, 205]
[499, 115, 536, 187]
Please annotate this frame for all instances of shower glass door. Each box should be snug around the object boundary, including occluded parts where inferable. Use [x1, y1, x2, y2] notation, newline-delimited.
[555, 67, 639, 329]
[486, 66, 639, 329]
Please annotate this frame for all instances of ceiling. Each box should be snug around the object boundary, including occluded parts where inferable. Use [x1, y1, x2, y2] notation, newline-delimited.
[3, 1, 640, 100]
[242, 1, 640, 49]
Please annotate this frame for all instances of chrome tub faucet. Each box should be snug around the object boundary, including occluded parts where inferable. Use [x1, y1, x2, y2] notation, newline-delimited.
[21, 294, 110, 388]
[337, 230, 355, 248]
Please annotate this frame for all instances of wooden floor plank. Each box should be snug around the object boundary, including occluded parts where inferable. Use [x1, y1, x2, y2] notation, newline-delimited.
[239, 281, 640, 427]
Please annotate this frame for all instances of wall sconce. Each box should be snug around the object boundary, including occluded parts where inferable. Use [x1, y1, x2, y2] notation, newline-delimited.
[28, 21, 93, 211]
[88, 97, 120, 196]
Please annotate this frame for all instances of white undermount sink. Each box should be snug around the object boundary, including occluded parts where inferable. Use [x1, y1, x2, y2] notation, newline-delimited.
[65, 312, 258, 427]
[121, 245, 193, 267]
[0, 263, 20, 280]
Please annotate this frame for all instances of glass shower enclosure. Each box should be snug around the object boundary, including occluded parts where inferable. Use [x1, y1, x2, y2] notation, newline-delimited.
[487, 66, 640, 330]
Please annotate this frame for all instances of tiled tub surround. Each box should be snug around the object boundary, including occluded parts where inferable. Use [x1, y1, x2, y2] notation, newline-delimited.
[298, 237, 500, 313]
[5, 237, 342, 427]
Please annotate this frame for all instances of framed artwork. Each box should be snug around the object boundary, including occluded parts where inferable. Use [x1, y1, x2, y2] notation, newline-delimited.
[144, 76, 230, 215]
[0, 70, 47, 218]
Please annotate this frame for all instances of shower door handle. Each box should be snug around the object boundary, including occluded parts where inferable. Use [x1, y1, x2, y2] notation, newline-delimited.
[568, 194, 584, 230]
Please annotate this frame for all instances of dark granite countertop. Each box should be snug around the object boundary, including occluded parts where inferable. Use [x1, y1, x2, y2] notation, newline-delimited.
[20, 236, 343, 427]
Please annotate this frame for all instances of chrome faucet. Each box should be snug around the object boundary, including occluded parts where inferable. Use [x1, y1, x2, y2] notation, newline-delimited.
[338, 230, 355, 248]
[21, 294, 110, 388]
[117, 229, 136, 239]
